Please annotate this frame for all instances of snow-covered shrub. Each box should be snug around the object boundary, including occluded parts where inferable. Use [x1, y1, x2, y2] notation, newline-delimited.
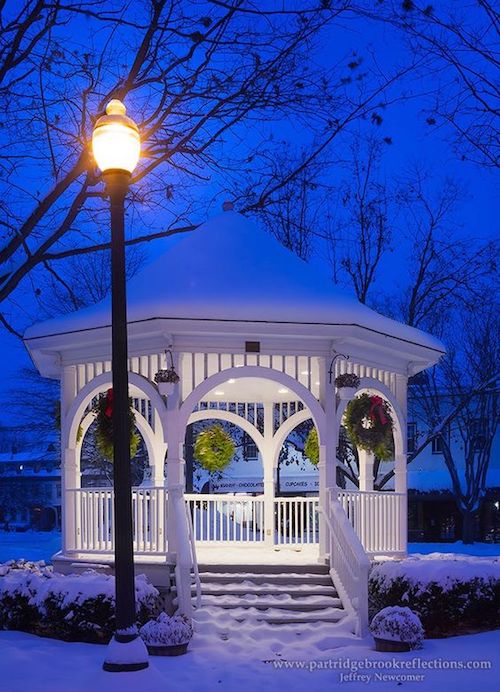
[0, 563, 161, 643]
[0, 560, 52, 631]
[369, 555, 500, 637]
[140, 612, 193, 647]
[370, 606, 424, 649]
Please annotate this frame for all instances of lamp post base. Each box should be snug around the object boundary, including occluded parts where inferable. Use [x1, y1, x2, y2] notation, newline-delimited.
[103, 633, 149, 673]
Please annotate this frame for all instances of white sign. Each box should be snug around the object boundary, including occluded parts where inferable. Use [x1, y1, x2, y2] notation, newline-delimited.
[280, 476, 319, 491]
[210, 478, 264, 493]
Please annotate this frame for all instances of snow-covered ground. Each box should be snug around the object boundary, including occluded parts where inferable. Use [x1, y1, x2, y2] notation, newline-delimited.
[1, 628, 499, 692]
[408, 541, 500, 557]
[1, 531, 499, 565]
[1, 534, 499, 690]
[0, 530, 61, 563]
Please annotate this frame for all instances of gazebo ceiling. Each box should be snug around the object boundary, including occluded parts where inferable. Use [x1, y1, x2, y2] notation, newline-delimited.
[200, 376, 315, 404]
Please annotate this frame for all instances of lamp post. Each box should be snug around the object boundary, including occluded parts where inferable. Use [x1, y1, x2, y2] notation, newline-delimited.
[92, 99, 148, 672]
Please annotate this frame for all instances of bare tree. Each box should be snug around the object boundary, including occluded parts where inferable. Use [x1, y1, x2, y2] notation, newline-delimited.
[0, 0, 415, 336]
[333, 138, 392, 303]
[396, 301, 498, 542]
[393, 169, 497, 330]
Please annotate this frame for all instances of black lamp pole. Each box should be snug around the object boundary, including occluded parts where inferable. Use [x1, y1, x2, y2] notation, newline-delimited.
[102, 169, 148, 672]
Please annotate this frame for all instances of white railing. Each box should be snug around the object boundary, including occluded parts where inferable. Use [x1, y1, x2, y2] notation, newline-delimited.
[337, 490, 405, 554]
[323, 488, 370, 636]
[66, 487, 168, 554]
[185, 493, 265, 542]
[274, 496, 319, 545]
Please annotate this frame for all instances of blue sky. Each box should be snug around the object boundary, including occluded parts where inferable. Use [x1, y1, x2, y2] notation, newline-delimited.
[0, 2, 497, 419]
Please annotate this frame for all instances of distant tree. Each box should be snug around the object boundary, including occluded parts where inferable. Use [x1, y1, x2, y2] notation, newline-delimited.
[378, 299, 499, 542]
[374, 1, 500, 167]
[332, 138, 392, 304]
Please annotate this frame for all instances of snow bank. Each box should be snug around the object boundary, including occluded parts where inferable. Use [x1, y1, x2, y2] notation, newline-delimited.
[372, 553, 500, 593]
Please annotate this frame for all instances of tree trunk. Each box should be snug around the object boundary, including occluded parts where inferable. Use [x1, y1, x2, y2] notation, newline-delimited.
[461, 509, 477, 544]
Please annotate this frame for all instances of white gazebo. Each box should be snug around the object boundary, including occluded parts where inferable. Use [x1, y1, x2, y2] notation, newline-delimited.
[24, 209, 444, 634]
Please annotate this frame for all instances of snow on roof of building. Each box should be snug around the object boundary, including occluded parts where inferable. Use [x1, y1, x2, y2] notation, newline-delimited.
[24, 211, 445, 353]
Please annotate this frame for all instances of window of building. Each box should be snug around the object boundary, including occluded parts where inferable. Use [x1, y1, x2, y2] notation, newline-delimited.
[431, 427, 449, 455]
[470, 419, 487, 449]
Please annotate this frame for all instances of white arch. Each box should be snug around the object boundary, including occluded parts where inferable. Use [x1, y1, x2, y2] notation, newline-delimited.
[63, 371, 167, 451]
[271, 408, 313, 469]
[188, 409, 266, 459]
[179, 366, 326, 444]
[336, 378, 406, 457]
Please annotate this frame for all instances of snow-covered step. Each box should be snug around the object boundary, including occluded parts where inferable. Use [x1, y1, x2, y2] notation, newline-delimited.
[191, 562, 348, 632]
[198, 582, 338, 597]
[197, 563, 329, 575]
[198, 572, 333, 586]
[198, 593, 342, 610]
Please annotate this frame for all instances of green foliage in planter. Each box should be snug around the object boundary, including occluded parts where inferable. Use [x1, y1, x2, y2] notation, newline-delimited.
[335, 373, 360, 389]
[194, 424, 235, 472]
[369, 569, 500, 637]
[304, 427, 319, 466]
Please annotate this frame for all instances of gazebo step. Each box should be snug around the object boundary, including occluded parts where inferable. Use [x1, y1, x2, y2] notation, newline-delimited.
[198, 572, 333, 586]
[196, 583, 338, 598]
[197, 594, 342, 611]
[197, 563, 329, 575]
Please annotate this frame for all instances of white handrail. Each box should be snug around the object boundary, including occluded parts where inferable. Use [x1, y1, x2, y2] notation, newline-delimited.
[185, 499, 202, 608]
[322, 488, 370, 636]
[170, 484, 193, 616]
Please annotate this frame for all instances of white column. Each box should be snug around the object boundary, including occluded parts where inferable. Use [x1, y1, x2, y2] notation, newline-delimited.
[61, 366, 78, 556]
[395, 372, 408, 555]
[151, 409, 167, 486]
[358, 449, 374, 491]
[395, 452, 408, 554]
[164, 369, 184, 554]
[263, 402, 275, 547]
[319, 356, 335, 559]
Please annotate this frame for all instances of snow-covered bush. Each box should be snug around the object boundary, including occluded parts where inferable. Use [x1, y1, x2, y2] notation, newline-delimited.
[140, 612, 193, 647]
[0, 560, 52, 631]
[369, 554, 500, 637]
[370, 606, 424, 649]
[0, 563, 161, 643]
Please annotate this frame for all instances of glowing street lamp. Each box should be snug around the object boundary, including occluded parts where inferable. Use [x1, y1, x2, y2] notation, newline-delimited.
[92, 99, 148, 672]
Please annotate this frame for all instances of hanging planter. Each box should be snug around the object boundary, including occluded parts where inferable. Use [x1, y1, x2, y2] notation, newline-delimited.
[92, 389, 140, 461]
[154, 349, 180, 396]
[194, 424, 235, 472]
[304, 427, 319, 466]
[335, 373, 360, 400]
[344, 393, 394, 460]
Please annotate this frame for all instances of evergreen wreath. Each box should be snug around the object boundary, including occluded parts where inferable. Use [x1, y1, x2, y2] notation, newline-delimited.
[93, 389, 140, 461]
[304, 427, 319, 466]
[344, 393, 394, 461]
[194, 424, 235, 472]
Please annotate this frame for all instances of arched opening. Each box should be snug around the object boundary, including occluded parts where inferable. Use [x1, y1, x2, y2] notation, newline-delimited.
[185, 416, 265, 495]
[79, 419, 149, 488]
[177, 369, 325, 549]
[336, 380, 405, 491]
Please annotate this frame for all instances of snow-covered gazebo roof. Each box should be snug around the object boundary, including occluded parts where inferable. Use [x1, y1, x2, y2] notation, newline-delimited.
[25, 211, 444, 377]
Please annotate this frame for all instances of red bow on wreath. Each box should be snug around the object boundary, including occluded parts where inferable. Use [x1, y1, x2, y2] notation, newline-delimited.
[105, 388, 113, 418]
[369, 395, 388, 426]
